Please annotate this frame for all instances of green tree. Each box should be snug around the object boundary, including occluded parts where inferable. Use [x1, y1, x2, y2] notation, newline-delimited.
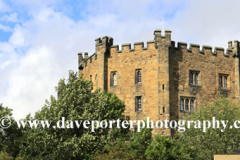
[172, 97, 240, 160]
[0, 104, 24, 158]
[145, 135, 175, 160]
[93, 119, 152, 160]
[19, 71, 129, 159]
[127, 119, 152, 159]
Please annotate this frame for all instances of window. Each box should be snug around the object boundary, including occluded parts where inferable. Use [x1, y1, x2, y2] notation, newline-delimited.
[190, 99, 194, 112]
[180, 98, 184, 111]
[110, 71, 117, 86]
[90, 75, 92, 81]
[195, 73, 198, 85]
[90, 57, 92, 63]
[189, 71, 200, 85]
[185, 99, 189, 111]
[180, 98, 195, 112]
[224, 76, 227, 88]
[95, 54, 97, 60]
[219, 74, 229, 89]
[135, 96, 142, 111]
[189, 72, 193, 84]
[113, 73, 117, 86]
[219, 76, 222, 88]
[135, 69, 142, 84]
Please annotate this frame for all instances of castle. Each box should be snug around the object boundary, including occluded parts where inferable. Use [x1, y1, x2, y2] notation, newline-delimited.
[78, 29, 240, 135]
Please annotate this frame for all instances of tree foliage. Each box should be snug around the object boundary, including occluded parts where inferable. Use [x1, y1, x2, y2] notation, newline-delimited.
[145, 135, 176, 160]
[172, 97, 240, 160]
[93, 119, 152, 160]
[0, 104, 24, 158]
[18, 71, 129, 159]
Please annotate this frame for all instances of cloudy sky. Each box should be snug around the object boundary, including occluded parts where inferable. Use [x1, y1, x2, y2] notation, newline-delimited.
[0, 0, 240, 120]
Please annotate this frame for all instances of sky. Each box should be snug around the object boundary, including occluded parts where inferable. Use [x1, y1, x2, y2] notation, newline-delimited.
[0, 0, 240, 120]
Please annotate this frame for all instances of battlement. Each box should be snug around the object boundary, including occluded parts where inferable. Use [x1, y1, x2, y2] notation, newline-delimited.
[78, 29, 240, 71]
[110, 40, 155, 53]
[172, 40, 240, 58]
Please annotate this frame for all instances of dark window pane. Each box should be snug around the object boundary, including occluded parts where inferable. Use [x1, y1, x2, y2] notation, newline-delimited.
[185, 99, 189, 111]
[137, 70, 141, 83]
[190, 72, 193, 84]
[136, 96, 142, 111]
[190, 99, 194, 112]
[219, 76, 222, 88]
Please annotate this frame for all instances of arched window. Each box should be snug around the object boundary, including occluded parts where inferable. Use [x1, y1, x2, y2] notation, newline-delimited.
[137, 70, 141, 83]
[185, 99, 189, 111]
[224, 76, 227, 88]
[190, 99, 194, 112]
[180, 98, 184, 111]
[219, 76, 222, 88]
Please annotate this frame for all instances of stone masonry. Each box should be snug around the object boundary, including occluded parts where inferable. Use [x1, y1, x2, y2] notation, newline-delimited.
[78, 30, 240, 136]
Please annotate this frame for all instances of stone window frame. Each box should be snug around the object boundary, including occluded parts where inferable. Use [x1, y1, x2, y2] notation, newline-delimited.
[110, 71, 117, 86]
[135, 96, 142, 112]
[180, 96, 195, 113]
[189, 70, 200, 86]
[135, 69, 142, 84]
[218, 73, 230, 89]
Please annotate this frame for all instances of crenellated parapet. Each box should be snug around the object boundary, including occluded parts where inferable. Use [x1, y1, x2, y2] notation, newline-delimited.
[173, 40, 240, 58]
[110, 40, 155, 53]
[78, 30, 240, 75]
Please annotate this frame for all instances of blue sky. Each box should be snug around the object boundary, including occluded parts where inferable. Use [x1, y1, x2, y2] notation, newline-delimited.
[0, 0, 240, 120]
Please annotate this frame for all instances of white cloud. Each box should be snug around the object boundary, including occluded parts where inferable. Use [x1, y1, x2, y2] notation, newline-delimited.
[9, 27, 25, 46]
[1, 13, 18, 22]
[0, 24, 12, 32]
[0, 0, 11, 12]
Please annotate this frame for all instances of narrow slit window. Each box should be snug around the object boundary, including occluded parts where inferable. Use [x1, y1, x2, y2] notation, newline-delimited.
[163, 107, 165, 113]
[136, 96, 142, 111]
[137, 70, 141, 83]
[162, 84, 164, 91]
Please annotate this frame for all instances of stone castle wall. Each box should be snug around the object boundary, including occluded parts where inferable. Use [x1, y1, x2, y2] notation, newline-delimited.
[78, 30, 240, 136]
